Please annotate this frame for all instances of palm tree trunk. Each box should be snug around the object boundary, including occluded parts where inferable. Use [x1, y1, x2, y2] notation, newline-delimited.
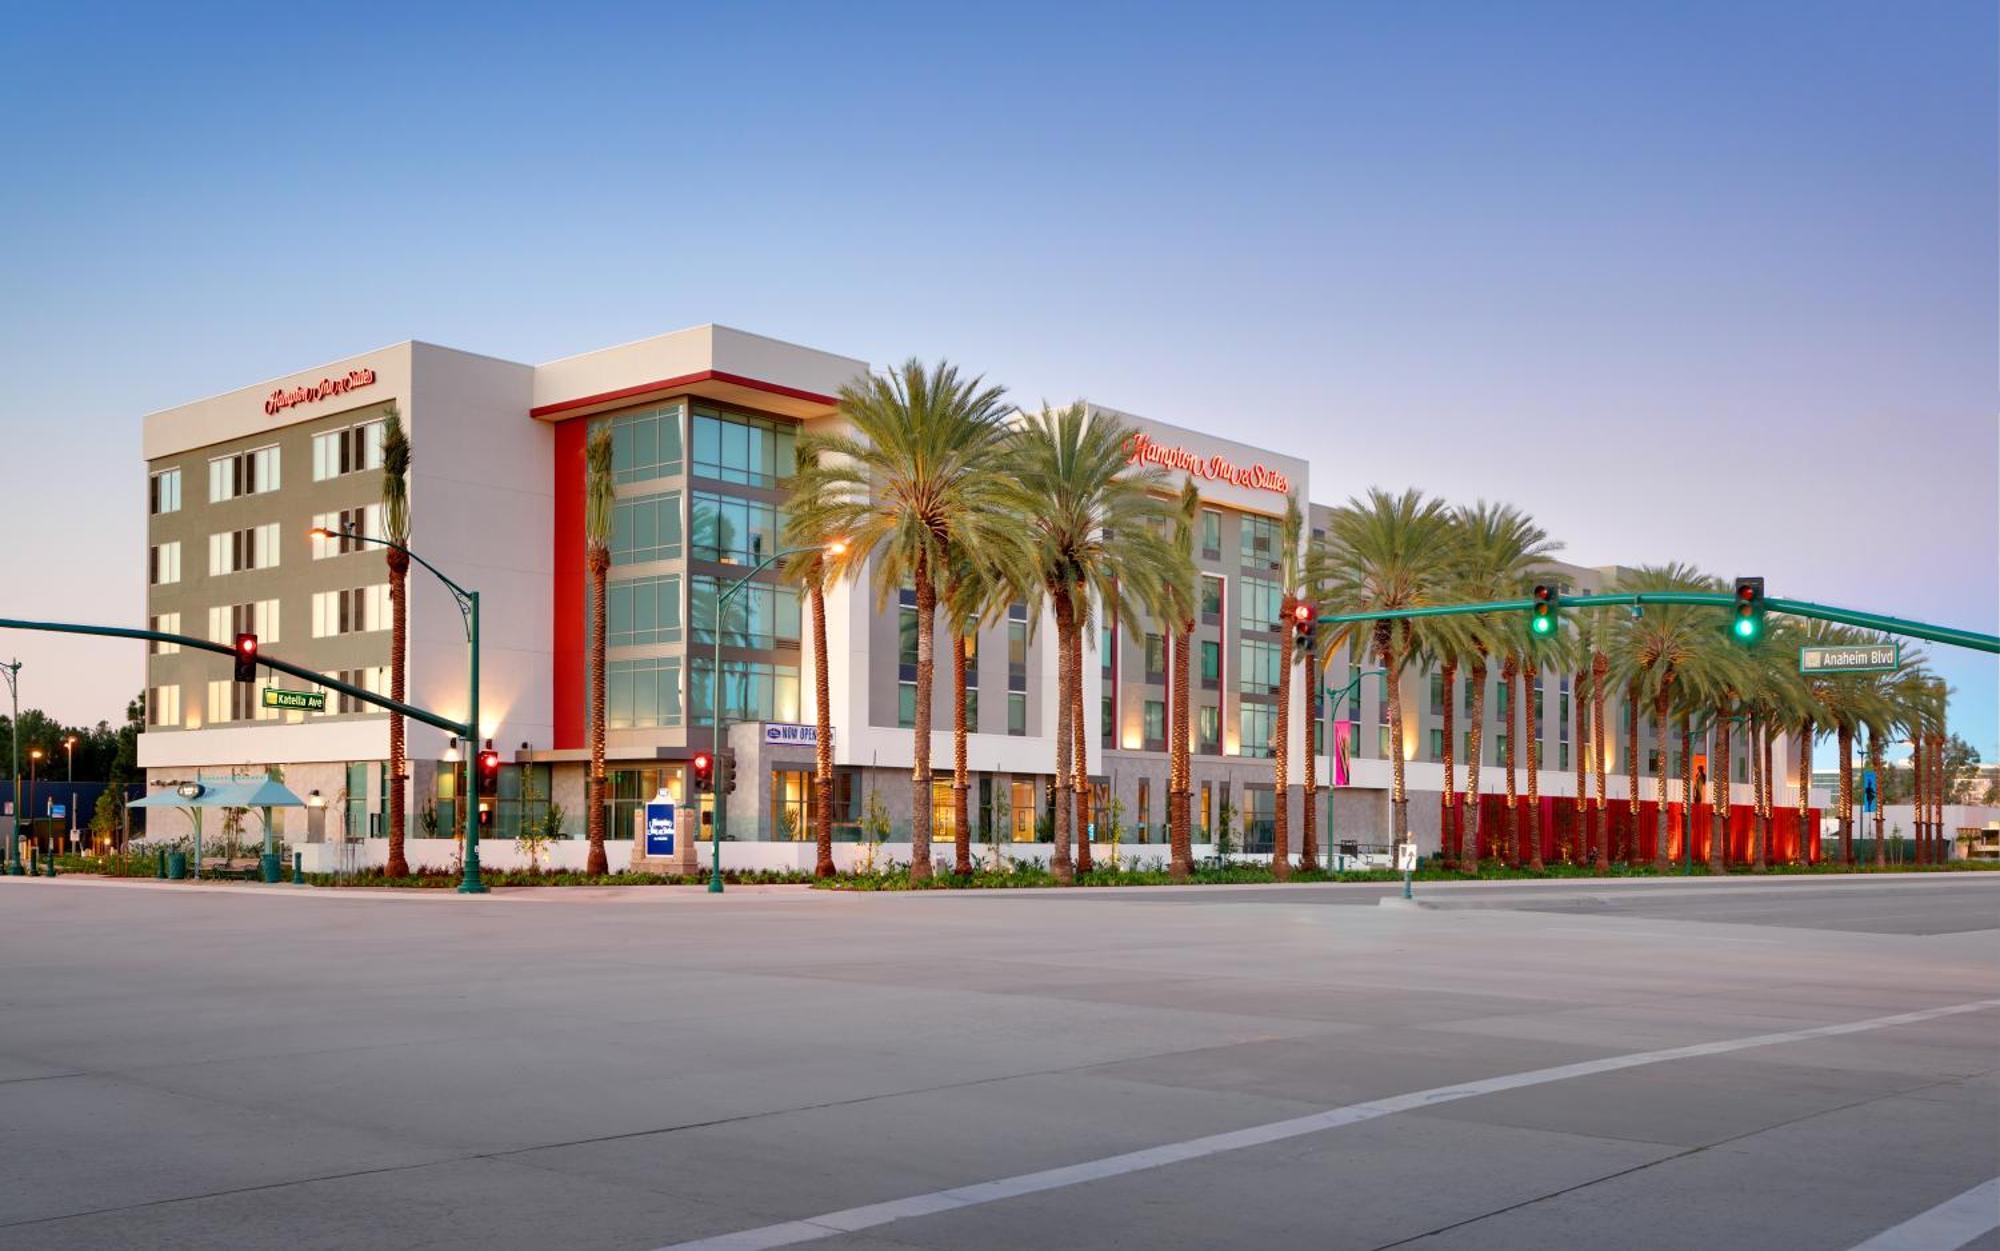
[1836, 723, 1854, 865]
[1050, 591, 1075, 884]
[1501, 658, 1519, 867]
[1378, 625, 1409, 855]
[909, 557, 936, 883]
[1751, 715, 1767, 872]
[1795, 721, 1813, 865]
[1653, 686, 1673, 871]
[1574, 665, 1589, 865]
[1679, 713, 1693, 866]
[1624, 681, 1640, 865]
[951, 629, 971, 876]
[1299, 637, 1318, 875]
[1525, 661, 1543, 872]
[586, 547, 610, 875]
[1439, 658, 1458, 868]
[1591, 651, 1610, 874]
[1071, 623, 1091, 874]
[1710, 706, 1731, 873]
[1272, 604, 1293, 880]
[386, 552, 410, 879]
[1169, 620, 1192, 882]
[1463, 659, 1487, 872]
[811, 579, 835, 879]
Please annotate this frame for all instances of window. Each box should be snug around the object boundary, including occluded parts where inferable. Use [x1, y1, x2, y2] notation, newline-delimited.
[1136, 778, 1151, 841]
[210, 444, 281, 500]
[612, 491, 682, 565]
[324, 666, 389, 715]
[1101, 625, 1114, 676]
[149, 468, 181, 515]
[147, 685, 181, 728]
[1239, 640, 1282, 695]
[1102, 694, 1114, 747]
[1559, 691, 1571, 740]
[608, 657, 683, 728]
[149, 613, 180, 655]
[208, 523, 282, 576]
[311, 586, 388, 637]
[208, 600, 280, 644]
[1008, 691, 1026, 736]
[607, 574, 682, 647]
[770, 768, 857, 842]
[691, 406, 796, 486]
[1243, 786, 1275, 849]
[1495, 733, 1508, 766]
[207, 679, 272, 724]
[149, 541, 181, 586]
[1497, 682, 1510, 713]
[1240, 577, 1282, 634]
[965, 688, 979, 732]
[1007, 603, 1028, 692]
[898, 682, 916, 728]
[690, 492, 785, 565]
[1239, 703, 1276, 758]
[1198, 781, 1213, 837]
[1240, 514, 1281, 568]
[1200, 509, 1222, 558]
[1143, 700, 1166, 750]
[604, 402, 684, 484]
[1199, 639, 1221, 689]
[1198, 705, 1220, 754]
[1144, 633, 1166, 682]
[496, 763, 556, 843]
[1430, 728, 1444, 761]
[1430, 672, 1446, 716]
[1560, 743, 1570, 771]
[1200, 575, 1223, 623]
[690, 576, 799, 648]
[690, 658, 800, 725]
[1380, 725, 1394, 759]
[311, 505, 384, 558]
[312, 421, 383, 482]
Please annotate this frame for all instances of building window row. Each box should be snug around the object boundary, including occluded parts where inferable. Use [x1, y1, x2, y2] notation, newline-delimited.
[1239, 575, 1282, 635]
[606, 574, 682, 648]
[603, 402, 684, 484]
[312, 585, 389, 637]
[608, 656, 683, 729]
[149, 541, 182, 586]
[312, 419, 384, 482]
[149, 468, 182, 516]
[210, 445, 281, 502]
[613, 491, 682, 565]
[1240, 514, 1281, 569]
[311, 505, 384, 559]
[691, 406, 795, 487]
[690, 576, 800, 648]
[209, 523, 282, 576]
[149, 613, 181, 654]
[690, 658, 799, 725]
[207, 678, 277, 725]
[208, 599, 279, 645]
[148, 684, 181, 728]
[691, 492, 785, 565]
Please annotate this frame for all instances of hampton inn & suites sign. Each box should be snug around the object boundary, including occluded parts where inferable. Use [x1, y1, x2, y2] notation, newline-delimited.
[265, 368, 378, 416]
[1124, 432, 1291, 495]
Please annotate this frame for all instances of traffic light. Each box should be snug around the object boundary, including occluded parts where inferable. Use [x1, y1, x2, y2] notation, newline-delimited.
[691, 750, 714, 792]
[721, 748, 738, 796]
[233, 633, 258, 682]
[1730, 577, 1765, 644]
[1529, 585, 1559, 638]
[478, 801, 493, 828]
[1289, 600, 1314, 640]
[476, 740, 500, 797]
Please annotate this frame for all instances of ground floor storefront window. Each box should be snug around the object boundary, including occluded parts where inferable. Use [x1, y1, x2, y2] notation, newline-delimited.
[769, 768, 858, 840]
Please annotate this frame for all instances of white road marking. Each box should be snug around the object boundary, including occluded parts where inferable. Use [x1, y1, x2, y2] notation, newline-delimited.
[657, 997, 2000, 1250]
[1843, 1177, 2000, 1251]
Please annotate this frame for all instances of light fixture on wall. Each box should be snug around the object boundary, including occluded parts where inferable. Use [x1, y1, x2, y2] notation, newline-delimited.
[306, 790, 324, 808]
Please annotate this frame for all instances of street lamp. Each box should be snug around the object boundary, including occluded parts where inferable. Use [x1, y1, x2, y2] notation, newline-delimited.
[708, 539, 844, 894]
[63, 734, 76, 851]
[28, 746, 43, 872]
[3, 659, 20, 875]
[309, 526, 486, 893]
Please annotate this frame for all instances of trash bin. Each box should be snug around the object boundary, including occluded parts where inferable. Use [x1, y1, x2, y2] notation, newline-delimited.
[260, 852, 281, 883]
[167, 851, 187, 880]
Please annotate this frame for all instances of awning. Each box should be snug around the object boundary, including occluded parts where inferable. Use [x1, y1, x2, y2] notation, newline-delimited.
[130, 779, 308, 808]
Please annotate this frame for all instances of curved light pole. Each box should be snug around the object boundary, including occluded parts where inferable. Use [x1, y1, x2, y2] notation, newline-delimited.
[310, 527, 486, 893]
[708, 540, 844, 894]
[27, 746, 43, 872]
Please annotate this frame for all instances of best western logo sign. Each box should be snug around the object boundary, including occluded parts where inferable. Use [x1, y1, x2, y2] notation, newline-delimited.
[265, 368, 378, 416]
[1125, 433, 1291, 495]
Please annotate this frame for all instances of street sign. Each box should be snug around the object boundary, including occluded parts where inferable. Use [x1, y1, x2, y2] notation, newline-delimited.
[261, 687, 327, 712]
[1396, 843, 1417, 872]
[763, 723, 817, 746]
[1799, 643, 1900, 674]
[644, 791, 677, 858]
[49, 802, 65, 819]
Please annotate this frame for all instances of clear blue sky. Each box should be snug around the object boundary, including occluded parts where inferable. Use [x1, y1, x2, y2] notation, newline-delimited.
[1, 2, 1992, 765]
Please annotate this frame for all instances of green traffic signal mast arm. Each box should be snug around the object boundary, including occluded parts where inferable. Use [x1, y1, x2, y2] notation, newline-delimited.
[0, 617, 470, 736]
[1314, 591, 2000, 655]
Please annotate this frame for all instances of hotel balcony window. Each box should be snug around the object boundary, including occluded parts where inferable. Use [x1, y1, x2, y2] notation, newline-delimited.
[1008, 691, 1026, 736]
[210, 600, 280, 646]
[311, 505, 383, 559]
[311, 586, 384, 637]
[690, 576, 799, 648]
[1200, 575, 1224, 625]
[614, 491, 684, 566]
[1200, 509, 1222, 560]
[1199, 640, 1220, 690]
[603, 402, 684, 484]
[690, 658, 799, 726]
[1143, 700, 1166, 752]
[1239, 576, 1282, 635]
[607, 574, 682, 647]
[311, 422, 380, 482]
[691, 492, 785, 565]
[1240, 514, 1281, 570]
[691, 406, 796, 487]
[209, 523, 282, 576]
[1239, 703, 1275, 759]
[608, 657, 683, 729]
[210, 444, 281, 502]
[1144, 633, 1166, 683]
[148, 541, 181, 586]
[149, 468, 181, 515]
[1198, 704, 1220, 755]
[1239, 640, 1281, 695]
[147, 684, 181, 728]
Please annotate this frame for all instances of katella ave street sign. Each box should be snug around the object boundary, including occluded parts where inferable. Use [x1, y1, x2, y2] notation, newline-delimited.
[1799, 643, 1900, 674]
[262, 687, 328, 712]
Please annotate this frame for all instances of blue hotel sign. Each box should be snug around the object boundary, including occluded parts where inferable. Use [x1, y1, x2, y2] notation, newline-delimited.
[644, 796, 677, 857]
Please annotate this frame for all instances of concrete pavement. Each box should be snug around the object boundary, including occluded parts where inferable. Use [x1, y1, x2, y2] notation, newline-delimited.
[1, 872, 1994, 1249]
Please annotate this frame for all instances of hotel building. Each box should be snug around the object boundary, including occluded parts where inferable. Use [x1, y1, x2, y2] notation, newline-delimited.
[139, 324, 1810, 864]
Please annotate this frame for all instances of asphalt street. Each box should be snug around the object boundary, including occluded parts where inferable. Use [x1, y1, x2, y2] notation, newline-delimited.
[1, 872, 1994, 1250]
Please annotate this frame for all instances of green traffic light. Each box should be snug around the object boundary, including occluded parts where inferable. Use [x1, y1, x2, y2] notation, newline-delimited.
[1733, 615, 1760, 640]
[1531, 614, 1553, 636]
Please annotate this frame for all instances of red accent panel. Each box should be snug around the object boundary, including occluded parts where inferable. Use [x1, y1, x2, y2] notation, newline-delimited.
[530, 370, 837, 419]
[553, 420, 586, 749]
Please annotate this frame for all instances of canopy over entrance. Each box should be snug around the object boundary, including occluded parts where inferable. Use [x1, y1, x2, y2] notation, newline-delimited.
[130, 778, 307, 810]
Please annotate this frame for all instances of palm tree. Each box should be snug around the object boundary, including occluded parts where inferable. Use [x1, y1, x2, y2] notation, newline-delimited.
[583, 427, 614, 875]
[1572, 643, 1590, 865]
[1271, 494, 1304, 880]
[1310, 489, 1456, 860]
[940, 560, 1013, 876]
[1610, 565, 1726, 871]
[380, 407, 411, 879]
[1006, 403, 1179, 884]
[1590, 619, 1611, 874]
[1518, 609, 1573, 873]
[1463, 642, 1491, 870]
[1501, 653, 1521, 865]
[794, 359, 1021, 884]
[777, 469, 843, 877]
[1166, 480, 1201, 881]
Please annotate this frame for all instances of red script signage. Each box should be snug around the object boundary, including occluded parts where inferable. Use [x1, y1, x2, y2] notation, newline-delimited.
[1125, 432, 1290, 494]
[265, 368, 378, 416]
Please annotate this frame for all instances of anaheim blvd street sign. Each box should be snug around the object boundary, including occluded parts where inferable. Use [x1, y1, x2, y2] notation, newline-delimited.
[1799, 642, 1900, 674]
[262, 687, 327, 712]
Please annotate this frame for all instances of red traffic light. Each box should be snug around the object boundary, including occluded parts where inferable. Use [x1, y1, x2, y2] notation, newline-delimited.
[1290, 601, 1313, 625]
[233, 632, 259, 682]
[691, 751, 714, 791]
